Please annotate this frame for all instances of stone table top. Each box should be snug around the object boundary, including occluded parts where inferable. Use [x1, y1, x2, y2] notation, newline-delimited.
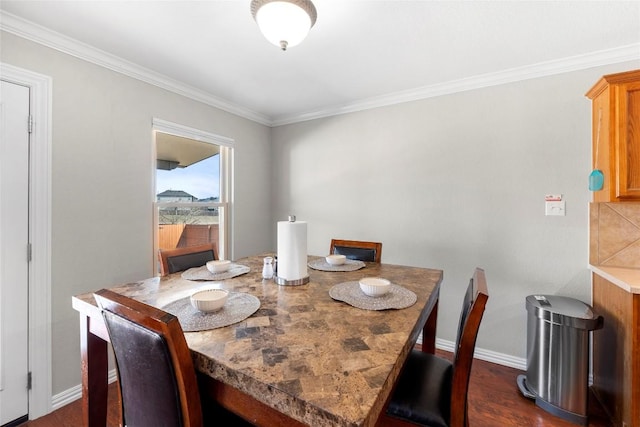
[73, 255, 442, 427]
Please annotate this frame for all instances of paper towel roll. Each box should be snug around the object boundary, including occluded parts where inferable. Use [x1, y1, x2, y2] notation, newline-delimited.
[277, 220, 308, 281]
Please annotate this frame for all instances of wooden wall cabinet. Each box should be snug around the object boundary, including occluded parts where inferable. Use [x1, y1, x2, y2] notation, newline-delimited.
[586, 69, 640, 202]
[588, 70, 640, 427]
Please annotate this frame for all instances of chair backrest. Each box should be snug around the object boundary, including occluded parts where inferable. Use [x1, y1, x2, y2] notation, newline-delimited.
[94, 289, 203, 427]
[158, 243, 217, 276]
[329, 239, 383, 263]
[450, 268, 489, 427]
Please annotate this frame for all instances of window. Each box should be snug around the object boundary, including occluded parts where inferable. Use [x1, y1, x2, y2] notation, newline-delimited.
[153, 119, 233, 272]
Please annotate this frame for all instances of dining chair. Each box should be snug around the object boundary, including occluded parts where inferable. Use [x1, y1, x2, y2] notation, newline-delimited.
[329, 239, 383, 263]
[94, 288, 203, 427]
[158, 243, 217, 276]
[94, 289, 252, 427]
[382, 268, 489, 427]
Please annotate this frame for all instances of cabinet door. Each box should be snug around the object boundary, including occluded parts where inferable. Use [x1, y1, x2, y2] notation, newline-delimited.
[616, 81, 640, 199]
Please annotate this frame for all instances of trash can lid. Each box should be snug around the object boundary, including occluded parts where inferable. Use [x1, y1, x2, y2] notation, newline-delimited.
[526, 295, 603, 330]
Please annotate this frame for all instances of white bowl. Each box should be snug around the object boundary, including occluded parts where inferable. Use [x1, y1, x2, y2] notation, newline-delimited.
[326, 254, 346, 265]
[206, 260, 231, 273]
[359, 277, 391, 297]
[190, 289, 229, 312]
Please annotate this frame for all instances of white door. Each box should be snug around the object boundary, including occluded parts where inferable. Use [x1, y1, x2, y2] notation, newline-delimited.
[0, 80, 30, 424]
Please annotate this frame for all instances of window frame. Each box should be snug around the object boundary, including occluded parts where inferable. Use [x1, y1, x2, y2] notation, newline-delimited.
[152, 118, 234, 269]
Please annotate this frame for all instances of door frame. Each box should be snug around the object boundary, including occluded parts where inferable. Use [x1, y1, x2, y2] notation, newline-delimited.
[0, 62, 52, 419]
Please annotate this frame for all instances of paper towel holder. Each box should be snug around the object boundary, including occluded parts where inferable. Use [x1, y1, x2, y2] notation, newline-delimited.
[275, 214, 310, 286]
[275, 275, 310, 286]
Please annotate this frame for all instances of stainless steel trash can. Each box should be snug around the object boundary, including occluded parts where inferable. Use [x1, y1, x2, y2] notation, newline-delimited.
[517, 295, 603, 425]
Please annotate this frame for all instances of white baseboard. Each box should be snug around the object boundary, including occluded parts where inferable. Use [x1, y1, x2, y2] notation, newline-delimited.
[434, 338, 594, 384]
[435, 338, 527, 370]
[51, 369, 117, 411]
[51, 344, 526, 410]
[48, 344, 530, 412]
[51, 342, 595, 412]
[51, 344, 526, 411]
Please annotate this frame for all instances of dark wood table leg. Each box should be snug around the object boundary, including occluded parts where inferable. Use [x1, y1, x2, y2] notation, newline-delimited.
[421, 291, 439, 354]
[80, 313, 109, 427]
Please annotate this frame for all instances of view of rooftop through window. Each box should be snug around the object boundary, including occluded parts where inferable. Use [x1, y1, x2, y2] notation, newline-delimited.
[156, 155, 220, 201]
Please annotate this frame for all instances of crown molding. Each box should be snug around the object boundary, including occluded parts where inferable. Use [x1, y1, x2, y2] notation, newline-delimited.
[0, 11, 272, 126]
[272, 43, 640, 126]
[2, 10, 639, 128]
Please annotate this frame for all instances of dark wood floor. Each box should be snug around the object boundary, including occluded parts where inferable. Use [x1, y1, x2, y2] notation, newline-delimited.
[19, 351, 612, 427]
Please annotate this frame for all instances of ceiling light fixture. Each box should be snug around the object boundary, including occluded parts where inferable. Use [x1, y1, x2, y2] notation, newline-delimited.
[250, 0, 317, 51]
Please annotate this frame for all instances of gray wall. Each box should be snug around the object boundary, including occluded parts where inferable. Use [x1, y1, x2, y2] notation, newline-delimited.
[1, 32, 273, 393]
[271, 61, 640, 359]
[3, 27, 640, 398]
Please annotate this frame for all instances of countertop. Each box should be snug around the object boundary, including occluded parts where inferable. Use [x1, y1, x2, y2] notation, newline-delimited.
[589, 265, 640, 294]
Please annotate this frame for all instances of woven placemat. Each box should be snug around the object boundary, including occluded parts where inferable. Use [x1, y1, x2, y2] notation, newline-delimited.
[307, 258, 366, 272]
[329, 281, 417, 311]
[181, 264, 250, 281]
[162, 292, 260, 332]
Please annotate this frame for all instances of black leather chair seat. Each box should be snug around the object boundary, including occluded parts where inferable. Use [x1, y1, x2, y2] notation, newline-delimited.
[159, 243, 218, 276]
[167, 250, 215, 274]
[104, 311, 183, 426]
[333, 245, 377, 262]
[387, 350, 453, 427]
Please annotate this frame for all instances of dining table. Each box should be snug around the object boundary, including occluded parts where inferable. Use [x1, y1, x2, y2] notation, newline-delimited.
[71, 254, 442, 427]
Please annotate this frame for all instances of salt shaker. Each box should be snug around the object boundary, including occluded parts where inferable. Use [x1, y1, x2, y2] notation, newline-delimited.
[262, 256, 274, 279]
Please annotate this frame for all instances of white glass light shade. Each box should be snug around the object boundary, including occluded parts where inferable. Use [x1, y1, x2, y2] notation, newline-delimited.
[252, 0, 317, 50]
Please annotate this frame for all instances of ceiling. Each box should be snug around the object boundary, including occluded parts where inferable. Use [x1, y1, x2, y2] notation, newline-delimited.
[156, 132, 220, 169]
[2, 1, 639, 126]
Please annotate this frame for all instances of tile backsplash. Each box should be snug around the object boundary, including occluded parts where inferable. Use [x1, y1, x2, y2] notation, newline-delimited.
[590, 202, 640, 269]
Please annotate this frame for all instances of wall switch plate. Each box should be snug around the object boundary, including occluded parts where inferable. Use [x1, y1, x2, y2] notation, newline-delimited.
[545, 200, 565, 216]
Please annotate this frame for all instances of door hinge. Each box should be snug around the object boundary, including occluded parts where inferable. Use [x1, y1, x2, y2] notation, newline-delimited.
[28, 115, 33, 134]
[27, 372, 32, 390]
[27, 243, 32, 262]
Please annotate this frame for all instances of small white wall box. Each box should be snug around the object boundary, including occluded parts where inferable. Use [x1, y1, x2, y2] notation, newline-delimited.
[545, 194, 565, 216]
